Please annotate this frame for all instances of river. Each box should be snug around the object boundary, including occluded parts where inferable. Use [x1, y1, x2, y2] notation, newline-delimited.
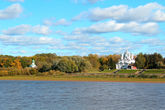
[0, 80, 165, 110]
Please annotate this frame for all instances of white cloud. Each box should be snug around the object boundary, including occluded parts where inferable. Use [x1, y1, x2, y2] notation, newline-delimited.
[88, 5, 127, 21]
[73, 20, 159, 35]
[0, 34, 60, 46]
[72, 12, 88, 21]
[7, 0, 24, 2]
[11, 50, 27, 54]
[76, 2, 165, 22]
[64, 42, 87, 50]
[64, 34, 124, 47]
[64, 33, 106, 46]
[55, 30, 67, 36]
[38, 37, 55, 44]
[122, 22, 159, 35]
[43, 18, 71, 26]
[2, 24, 31, 35]
[109, 37, 123, 43]
[140, 38, 164, 46]
[64, 33, 89, 41]
[152, 10, 165, 22]
[54, 19, 71, 26]
[32, 25, 51, 35]
[43, 19, 54, 26]
[0, 4, 23, 19]
[62, 33, 138, 55]
[20, 50, 26, 54]
[2, 24, 52, 35]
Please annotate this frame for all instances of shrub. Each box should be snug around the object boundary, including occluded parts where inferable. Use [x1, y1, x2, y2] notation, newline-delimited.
[57, 58, 78, 73]
[29, 68, 38, 75]
[99, 65, 108, 71]
[38, 62, 52, 72]
[42, 70, 64, 76]
[128, 75, 136, 78]
[119, 75, 126, 78]
[149, 75, 158, 78]
[8, 68, 21, 76]
[0, 70, 8, 76]
[22, 68, 31, 75]
[137, 74, 149, 78]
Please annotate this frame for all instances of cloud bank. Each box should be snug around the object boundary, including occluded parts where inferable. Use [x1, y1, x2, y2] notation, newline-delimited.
[0, 4, 23, 19]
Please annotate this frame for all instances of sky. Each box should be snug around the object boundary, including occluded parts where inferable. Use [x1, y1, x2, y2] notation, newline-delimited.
[0, 0, 165, 56]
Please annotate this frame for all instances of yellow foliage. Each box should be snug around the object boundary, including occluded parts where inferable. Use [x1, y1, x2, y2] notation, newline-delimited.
[13, 59, 22, 69]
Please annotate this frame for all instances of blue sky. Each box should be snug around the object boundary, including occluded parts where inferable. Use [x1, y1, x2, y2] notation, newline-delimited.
[0, 0, 165, 56]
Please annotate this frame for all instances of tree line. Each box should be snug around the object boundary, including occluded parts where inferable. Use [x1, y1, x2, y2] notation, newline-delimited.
[135, 53, 165, 69]
[0, 52, 164, 76]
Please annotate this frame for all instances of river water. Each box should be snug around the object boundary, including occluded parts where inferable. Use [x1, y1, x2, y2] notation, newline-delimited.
[0, 80, 165, 110]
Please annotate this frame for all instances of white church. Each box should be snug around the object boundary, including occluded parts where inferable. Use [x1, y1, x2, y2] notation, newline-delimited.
[116, 50, 136, 69]
[30, 59, 37, 68]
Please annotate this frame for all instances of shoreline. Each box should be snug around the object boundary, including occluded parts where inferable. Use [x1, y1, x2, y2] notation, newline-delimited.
[0, 76, 165, 84]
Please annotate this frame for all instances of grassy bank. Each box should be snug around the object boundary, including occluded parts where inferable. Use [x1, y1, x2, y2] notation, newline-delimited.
[0, 75, 165, 83]
[0, 69, 165, 83]
[143, 69, 165, 74]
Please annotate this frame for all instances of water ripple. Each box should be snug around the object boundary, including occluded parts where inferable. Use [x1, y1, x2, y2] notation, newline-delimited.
[0, 81, 165, 110]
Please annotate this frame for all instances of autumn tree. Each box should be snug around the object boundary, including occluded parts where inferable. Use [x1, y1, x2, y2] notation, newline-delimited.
[85, 54, 100, 70]
[20, 57, 32, 68]
[135, 53, 146, 69]
[13, 59, 22, 69]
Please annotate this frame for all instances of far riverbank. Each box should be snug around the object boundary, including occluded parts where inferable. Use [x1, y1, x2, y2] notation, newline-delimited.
[0, 75, 165, 83]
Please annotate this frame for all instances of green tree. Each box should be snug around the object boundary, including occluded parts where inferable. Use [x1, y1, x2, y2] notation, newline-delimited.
[144, 53, 163, 69]
[69, 56, 92, 72]
[57, 58, 78, 73]
[107, 57, 116, 69]
[38, 62, 52, 72]
[135, 53, 146, 69]
[20, 57, 32, 68]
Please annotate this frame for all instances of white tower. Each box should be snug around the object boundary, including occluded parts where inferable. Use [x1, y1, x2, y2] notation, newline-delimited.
[30, 59, 37, 68]
[116, 50, 135, 69]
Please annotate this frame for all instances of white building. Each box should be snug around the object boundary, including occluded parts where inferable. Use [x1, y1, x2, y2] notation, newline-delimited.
[116, 50, 135, 69]
[30, 59, 37, 68]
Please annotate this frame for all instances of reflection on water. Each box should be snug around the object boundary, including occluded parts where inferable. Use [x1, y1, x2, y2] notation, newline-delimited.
[0, 80, 165, 110]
